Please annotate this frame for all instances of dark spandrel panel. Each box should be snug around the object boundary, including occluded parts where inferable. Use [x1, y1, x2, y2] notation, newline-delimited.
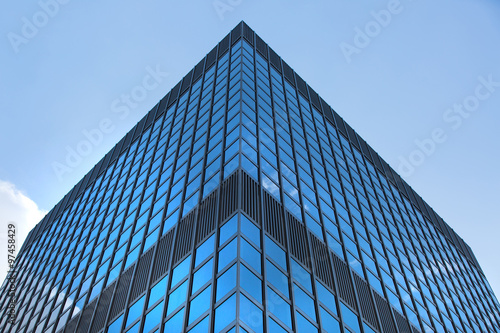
[76, 298, 98, 333]
[151, 229, 175, 284]
[89, 281, 116, 333]
[130, 246, 155, 303]
[241, 171, 259, 223]
[132, 116, 148, 143]
[193, 59, 205, 83]
[144, 104, 158, 130]
[359, 137, 373, 162]
[221, 171, 239, 222]
[311, 235, 335, 290]
[295, 74, 308, 98]
[263, 191, 285, 248]
[287, 213, 311, 269]
[255, 34, 268, 59]
[231, 21, 243, 45]
[394, 310, 411, 333]
[320, 97, 333, 123]
[168, 82, 181, 108]
[269, 48, 281, 73]
[219, 34, 230, 57]
[181, 70, 194, 96]
[155, 93, 169, 119]
[372, 152, 385, 174]
[206, 46, 218, 69]
[109, 264, 135, 322]
[282, 62, 294, 86]
[110, 134, 123, 160]
[332, 254, 356, 310]
[121, 131, 133, 155]
[63, 313, 80, 333]
[196, 190, 219, 245]
[374, 292, 397, 333]
[172, 210, 196, 265]
[242, 22, 254, 45]
[381, 160, 394, 185]
[333, 112, 348, 138]
[353, 273, 379, 331]
[345, 124, 359, 149]
[309, 87, 321, 110]
[101, 153, 112, 177]
[393, 173, 408, 200]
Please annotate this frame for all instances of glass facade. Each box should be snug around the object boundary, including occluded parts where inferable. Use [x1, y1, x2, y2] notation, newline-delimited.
[1, 22, 499, 333]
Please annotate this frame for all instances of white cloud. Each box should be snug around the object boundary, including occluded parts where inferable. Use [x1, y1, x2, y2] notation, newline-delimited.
[0, 180, 47, 286]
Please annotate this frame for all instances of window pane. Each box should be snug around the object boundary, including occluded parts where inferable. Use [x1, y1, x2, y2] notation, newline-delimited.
[240, 264, 262, 303]
[214, 293, 236, 332]
[164, 308, 185, 333]
[143, 301, 164, 333]
[189, 286, 212, 324]
[167, 281, 188, 316]
[240, 294, 263, 333]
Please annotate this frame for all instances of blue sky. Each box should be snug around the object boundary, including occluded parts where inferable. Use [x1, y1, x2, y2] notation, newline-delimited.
[1, 0, 499, 298]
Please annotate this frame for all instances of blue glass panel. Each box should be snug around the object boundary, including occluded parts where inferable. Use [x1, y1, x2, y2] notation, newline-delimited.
[266, 260, 289, 298]
[267, 287, 292, 329]
[240, 264, 262, 303]
[340, 303, 360, 333]
[167, 280, 188, 316]
[268, 317, 287, 333]
[189, 285, 212, 324]
[241, 215, 260, 247]
[291, 259, 312, 293]
[265, 236, 287, 270]
[240, 294, 263, 333]
[296, 311, 318, 333]
[126, 295, 145, 327]
[108, 314, 123, 332]
[214, 293, 236, 332]
[293, 284, 316, 320]
[143, 301, 164, 333]
[188, 316, 209, 333]
[219, 215, 238, 246]
[241, 238, 261, 274]
[148, 275, 168, 308]
[320, 307, 341, 332]
[316, 282, 337, 315]
[216, 264, 236, 302]
[171, 255, 191, 287]
[164, 308, 185, 333]
[126, 321, 141, 333]
[192, 259, 213, 293]
[195, 234, 214, 267]
[218, 238, 237, 272]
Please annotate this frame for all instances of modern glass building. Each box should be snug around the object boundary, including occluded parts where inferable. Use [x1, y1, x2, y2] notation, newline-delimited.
[1, 21, 499, 333]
